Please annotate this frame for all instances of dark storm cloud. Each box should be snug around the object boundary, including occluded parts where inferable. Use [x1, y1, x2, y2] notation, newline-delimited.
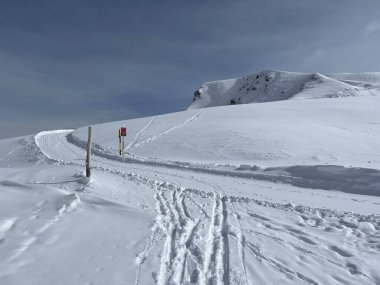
[1, 0, 380, 138]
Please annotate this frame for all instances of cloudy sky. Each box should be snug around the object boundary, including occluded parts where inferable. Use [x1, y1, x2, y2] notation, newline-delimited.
[1, 0, 380, 138]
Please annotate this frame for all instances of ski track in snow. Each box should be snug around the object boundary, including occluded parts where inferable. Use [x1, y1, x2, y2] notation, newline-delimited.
[126, 118, 155, 151]
[28, 129, 380, 284]
[132, 111, 201, 148]
[201, 194, 230, 285]
[0, 145, 23, 162]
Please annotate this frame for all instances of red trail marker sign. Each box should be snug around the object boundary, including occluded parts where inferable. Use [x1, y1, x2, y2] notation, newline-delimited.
[120, 127, 127, 136]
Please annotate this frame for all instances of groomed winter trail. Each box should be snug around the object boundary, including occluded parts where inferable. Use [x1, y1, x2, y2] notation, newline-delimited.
[25, 128, 380, 285]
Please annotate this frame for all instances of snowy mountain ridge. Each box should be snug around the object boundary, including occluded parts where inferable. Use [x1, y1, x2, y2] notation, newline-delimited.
[188, 70, 380, 109]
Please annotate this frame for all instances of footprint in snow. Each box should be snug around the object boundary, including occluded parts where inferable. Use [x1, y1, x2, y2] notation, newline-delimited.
[329, 245, 353, 257]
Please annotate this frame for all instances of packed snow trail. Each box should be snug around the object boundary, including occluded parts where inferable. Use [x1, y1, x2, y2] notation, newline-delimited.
[24, 130, 380, 284]
[34, 130, 380, 215]
[67, 130, 380, 197]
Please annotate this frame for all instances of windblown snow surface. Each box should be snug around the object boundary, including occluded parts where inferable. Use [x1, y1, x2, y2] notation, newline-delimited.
[1, 71, 380, 285]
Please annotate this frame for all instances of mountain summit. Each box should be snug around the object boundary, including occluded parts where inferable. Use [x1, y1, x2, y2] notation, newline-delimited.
[188, 70, 380, 109]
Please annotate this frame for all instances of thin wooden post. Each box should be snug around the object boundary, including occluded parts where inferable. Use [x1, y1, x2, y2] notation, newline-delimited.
[118, 129, 122, 155]
[86, 127, 92, 177]
[121, 136, 125, 155]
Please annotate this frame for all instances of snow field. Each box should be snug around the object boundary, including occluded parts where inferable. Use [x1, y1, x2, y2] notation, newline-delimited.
[1, 84, 380, 284]
[0, 128, 379, 284]
[74, 96, 380, 170]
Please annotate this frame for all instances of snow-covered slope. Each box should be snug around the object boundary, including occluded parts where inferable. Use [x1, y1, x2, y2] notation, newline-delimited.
[187, 70, 380, 109]
[1, 74, 380, 284]
[74, 96, 380, 171]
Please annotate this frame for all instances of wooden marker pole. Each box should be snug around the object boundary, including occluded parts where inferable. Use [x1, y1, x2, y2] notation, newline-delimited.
[118, 129, 122, 155]
[86, 127, 92, 177]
